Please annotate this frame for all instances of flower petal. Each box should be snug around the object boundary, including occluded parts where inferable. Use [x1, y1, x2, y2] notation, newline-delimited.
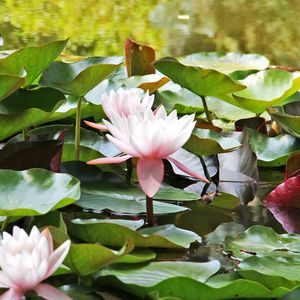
[35, 283, 72, 300]
[84, 120, 108, 132]
[0, 288, 22, 300]
[46, 240, 71, 278]
[87, 155, 132, 165]
[137, 158, 164, 198]
[167, 157, 210, 183]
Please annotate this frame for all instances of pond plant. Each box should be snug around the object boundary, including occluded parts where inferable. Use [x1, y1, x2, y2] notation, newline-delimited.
[0, 37, 300, 299]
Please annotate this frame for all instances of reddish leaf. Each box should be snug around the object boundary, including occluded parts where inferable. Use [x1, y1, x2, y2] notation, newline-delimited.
[235, 117, 267, 134]
[265, 176, 300, 233]
[125, 38, 155, 77]
[285, 152, 300, 181]
[0, 132, 64, 172]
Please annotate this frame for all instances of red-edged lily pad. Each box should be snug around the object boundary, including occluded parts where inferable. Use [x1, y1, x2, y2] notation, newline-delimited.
[265, 176, 300, 233]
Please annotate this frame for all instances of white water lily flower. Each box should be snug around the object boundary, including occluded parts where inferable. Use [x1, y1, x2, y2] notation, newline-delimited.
[88, 106, 209, 197]
[0, 226, 71, 300]
[84, 87, 154, 131]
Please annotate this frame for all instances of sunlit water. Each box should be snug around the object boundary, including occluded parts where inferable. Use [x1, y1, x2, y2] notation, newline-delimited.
[1, 0, 300, 66]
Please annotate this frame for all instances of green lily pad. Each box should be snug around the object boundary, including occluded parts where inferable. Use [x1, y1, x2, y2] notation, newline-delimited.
[225, 225, 300, 259]
[232, 70, 300, 113]
[0, 39, 67, 87]
[156, 89, 204, 114]
[153, 57, 245, 98]
[97, 262, 290, 299]
[178, 52, 269, 74]
[247, 128, 300, 166]
[0, 168, 80, 216]
[115, 249, 156, 264]
[0, 88, 67, 140]
[61, 162, 197, 215]
[0, 73, 25, 102]
[268, 107, 300, 138]
[69, 218, 201, 248]
[49, 226, 134, 277]
[40, 56, 123, 96]
[183, 128, 241, 156]
[239, 256, 300, 283]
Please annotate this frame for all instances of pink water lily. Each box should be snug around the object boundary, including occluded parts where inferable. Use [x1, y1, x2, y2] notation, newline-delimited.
[88, 106, 210, 197]
[0, 226, 71, 300]
[84, 87, 154, 131]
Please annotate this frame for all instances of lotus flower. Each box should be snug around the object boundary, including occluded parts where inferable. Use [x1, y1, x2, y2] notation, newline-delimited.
[0, 226, 71, 300]
[88, 106, 209, 197]
[84, 87, 154, 131]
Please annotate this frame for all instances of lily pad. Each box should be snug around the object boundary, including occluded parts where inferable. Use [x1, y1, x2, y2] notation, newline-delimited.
[178, 52, 269, 74]
[184, 128, 241, 156]
[153, 57, 245, 98]
[40, 56, 123, 96]
[247, 128, 300, 167]
[268, 107, 300, 138]
[0, 168, 80, 216]
[232, 70, 300, 114]
[225, 225, 300, 259]
[97, 262, 290, 299]
[69, 218, 201, 248]
[0, 39, 67, 87]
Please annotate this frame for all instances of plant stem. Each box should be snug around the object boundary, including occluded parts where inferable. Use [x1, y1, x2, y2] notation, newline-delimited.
[1, 217, 10, 232]
[126, 158, 133, 186]
[146, 195, 155, 226]
[201, 96, 213, 125]
[199, 156, 212, 182]
[22, 128, 28, 141]
[75, 96, 83, 161]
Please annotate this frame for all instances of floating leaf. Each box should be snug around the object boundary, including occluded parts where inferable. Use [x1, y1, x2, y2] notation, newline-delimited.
[225, 225, 300, 259]
[268, 107, 300, 138]
[97, 262, 289, 299]
[184, 128, 241, 156]
[247, 128, 300, 167]
[232, 70, 300, 113]
[265, 176, 300, 233]
[178, 52, 269, 74]
[0, 169, 80, 216]
[69, 218, 201, 248]
[0, 39, 68, 87]
[0, 88, 68, 140]
[40, 56, 123, 96]
[0, 131, 64, 171]
[153, 57, 245, 98]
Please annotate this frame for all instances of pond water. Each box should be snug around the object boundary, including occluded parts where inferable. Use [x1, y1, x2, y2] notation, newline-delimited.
[1, 0, 300, 66]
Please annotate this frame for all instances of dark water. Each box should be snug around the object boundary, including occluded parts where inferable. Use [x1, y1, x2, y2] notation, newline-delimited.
[1, 0, 300, 66]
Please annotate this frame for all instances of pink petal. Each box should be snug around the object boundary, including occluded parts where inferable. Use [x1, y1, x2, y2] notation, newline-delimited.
[46, 240, 71, 278]
[41, 228, 53, 255]
[87, 155, 131, 165]
[167, 157, 210, 183]
[35, 283, 72, 300]
[84, 120, 108, 132]
[0, 289, 22, 300]
[137, 158, 164, 198]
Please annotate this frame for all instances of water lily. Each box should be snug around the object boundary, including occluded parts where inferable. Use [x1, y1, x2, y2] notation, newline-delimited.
[87, 106, 209, 198]
[0, 226, 71, 300]
[84, 87, 154, 131]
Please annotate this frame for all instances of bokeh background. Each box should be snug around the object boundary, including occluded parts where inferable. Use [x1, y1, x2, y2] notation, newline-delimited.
[1, 0, 300, 66]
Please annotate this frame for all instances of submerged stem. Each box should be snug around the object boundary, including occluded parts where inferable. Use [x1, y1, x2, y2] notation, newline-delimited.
[199, 156, 212, 182]
[126, 158, 133, 186]
[146, 195, 155, 227]
[75, 96, 83, 161]
[201, 96, 213, 125]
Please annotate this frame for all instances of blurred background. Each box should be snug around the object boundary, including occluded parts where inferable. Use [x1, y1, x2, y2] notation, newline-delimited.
[0, 0, 299, 66]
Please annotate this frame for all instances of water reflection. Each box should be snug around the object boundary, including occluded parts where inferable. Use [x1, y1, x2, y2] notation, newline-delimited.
[1, 0, 300, 65]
